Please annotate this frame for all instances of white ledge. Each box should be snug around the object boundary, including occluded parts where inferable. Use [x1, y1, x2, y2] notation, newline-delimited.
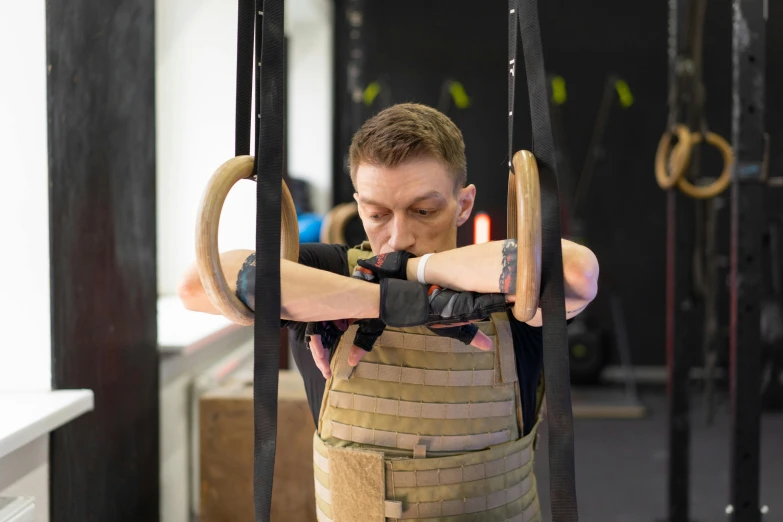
[0, 389, 94, 460]
[157, 295, 242, 353]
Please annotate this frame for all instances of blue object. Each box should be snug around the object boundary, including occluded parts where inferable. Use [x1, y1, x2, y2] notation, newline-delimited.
[298, 213, 323, 243]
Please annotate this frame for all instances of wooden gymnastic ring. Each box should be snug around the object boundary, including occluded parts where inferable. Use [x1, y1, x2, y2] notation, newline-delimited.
[195, 155, 300, 325]
[655, 124, 693, 190]
[673, 131, 734, 199]
[507, 150, 542, 323]
[320, 202, 359, 244]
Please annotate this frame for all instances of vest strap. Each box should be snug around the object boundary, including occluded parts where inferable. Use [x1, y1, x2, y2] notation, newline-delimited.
[315, 502, 403, 522]
[379, 330, 494, 353]
[354, 361, 495, 387]
[328, 390, 514, 419]
[392, 445, 532, 488]
[493, 312, 519, 386]
[314, 447, 330, 474]
[332, 325, 359, 380]
[400, 475, 533, 518]
[329, 420, 510, 451]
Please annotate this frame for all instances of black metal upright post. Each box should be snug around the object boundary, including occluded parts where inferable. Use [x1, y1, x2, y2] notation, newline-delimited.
[332, 0, 366, 206]
[664, 1, 700, 520]
[728, 0, 766, 520]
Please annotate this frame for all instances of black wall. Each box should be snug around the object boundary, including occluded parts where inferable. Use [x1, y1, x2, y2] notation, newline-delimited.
[47, 1, 159, 520]
[333, 0, 783, 367]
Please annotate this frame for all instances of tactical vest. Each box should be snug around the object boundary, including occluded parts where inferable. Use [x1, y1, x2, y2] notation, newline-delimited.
[313, 243, 542, 522]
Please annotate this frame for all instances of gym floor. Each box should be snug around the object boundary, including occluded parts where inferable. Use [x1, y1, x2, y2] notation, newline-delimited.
[535, 387, 783, 522]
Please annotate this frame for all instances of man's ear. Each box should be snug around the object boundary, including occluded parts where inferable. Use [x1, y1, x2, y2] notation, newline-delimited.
[456, 184, 476, 227]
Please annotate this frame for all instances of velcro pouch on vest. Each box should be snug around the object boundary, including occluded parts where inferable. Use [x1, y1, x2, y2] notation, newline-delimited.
[492, 312, 518, 387]
[326, 446, 402, 522]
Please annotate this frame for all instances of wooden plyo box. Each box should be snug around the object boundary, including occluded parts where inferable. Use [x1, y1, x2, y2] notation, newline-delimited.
[200, 370, 316, 522]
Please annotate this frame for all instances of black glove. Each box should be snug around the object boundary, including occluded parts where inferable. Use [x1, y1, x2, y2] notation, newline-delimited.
[379, 279, 509, 328]
[359, 251, 482, 345]
[349, 264, 387, 353]
[428, 324, 481, 345]
[357, 251, 416, 281]
[305, 319, 350, 355]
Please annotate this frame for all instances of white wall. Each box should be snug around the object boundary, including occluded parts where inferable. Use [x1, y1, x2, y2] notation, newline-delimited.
[0, 3, 52, 518]
[156, 0, 334, 295]
[0, 2, 51, 392]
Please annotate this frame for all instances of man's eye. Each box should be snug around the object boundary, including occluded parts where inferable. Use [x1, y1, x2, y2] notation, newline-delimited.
[415, 209, 434, 217]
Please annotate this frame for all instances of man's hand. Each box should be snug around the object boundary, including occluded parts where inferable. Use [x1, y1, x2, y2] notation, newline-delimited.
[341, 265, 497, 371]
[305, 317, 386, 379]
[428, 323, 493, 351]
[356, 251, 416, 280]
[379, 279, 510, 328]
[305, 320, 350, 379]
[358, 252, 496, 352]
[306, 317, 493, 379]
[305, 252, 497, 379]
[306, 264, 391, 379]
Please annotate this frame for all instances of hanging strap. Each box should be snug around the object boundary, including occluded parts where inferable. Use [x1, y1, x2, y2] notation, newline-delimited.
[254, 0, 284, 519]
[509, 1, 578, 520]
[235, 0, 256, 157]
[235, 0, 285, 520]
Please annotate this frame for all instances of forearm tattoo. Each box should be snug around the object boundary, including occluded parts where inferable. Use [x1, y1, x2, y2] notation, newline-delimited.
[235, 253, 256, 311]
[499, 239, 518, 294]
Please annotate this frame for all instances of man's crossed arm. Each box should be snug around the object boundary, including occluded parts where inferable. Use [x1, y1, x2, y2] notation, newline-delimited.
[406, 238, 599, 327]
[178, 238, 599, 327]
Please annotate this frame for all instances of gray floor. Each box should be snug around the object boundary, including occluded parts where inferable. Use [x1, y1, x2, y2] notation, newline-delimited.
[535, 388, 783, 522]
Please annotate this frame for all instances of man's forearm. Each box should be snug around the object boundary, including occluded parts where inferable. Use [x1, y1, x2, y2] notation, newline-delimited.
[407, 238, 598, 301]
[236, 256, 380, 322]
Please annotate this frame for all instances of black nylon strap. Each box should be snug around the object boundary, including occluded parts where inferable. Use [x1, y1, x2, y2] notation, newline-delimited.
[509, 1, 579, 520]
[230, 0, 284, 520]
[235, 0, 256, 157]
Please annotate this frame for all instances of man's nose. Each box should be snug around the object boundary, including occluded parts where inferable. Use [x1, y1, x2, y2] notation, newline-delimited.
[387, 215, 415, 252]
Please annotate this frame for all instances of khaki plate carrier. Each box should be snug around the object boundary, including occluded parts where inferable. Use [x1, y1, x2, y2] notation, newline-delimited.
[312, 244, 542, 522]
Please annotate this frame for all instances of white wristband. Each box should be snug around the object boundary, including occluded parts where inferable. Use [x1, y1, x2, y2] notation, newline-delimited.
[417, 253, 433, 285]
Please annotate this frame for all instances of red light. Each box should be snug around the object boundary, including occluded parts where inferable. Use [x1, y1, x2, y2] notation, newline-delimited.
[474, 213, 491, 244]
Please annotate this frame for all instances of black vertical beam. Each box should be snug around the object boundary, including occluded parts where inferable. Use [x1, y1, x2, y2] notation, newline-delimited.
[729, 0, 766, 520]
[665, 1, 699, 520]
[332, 0, 366, 206]
[47, 2, 158, 522]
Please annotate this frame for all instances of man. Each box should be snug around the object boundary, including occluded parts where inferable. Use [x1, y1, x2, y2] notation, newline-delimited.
[179, 103, 598, 521]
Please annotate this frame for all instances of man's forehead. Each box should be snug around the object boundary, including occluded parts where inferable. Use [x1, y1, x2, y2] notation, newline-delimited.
[357, 190, 447, 208]
[354, 160, 456, 205]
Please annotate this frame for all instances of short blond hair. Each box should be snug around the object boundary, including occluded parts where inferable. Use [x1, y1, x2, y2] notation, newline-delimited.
[348, 103, 467, 191]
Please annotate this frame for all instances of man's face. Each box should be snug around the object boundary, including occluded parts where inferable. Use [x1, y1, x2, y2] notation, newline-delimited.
[353, 157, 476, 256]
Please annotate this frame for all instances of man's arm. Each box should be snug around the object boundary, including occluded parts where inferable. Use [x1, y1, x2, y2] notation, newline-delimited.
[178, 250, 380, 323]
[406, 238, 599, 327]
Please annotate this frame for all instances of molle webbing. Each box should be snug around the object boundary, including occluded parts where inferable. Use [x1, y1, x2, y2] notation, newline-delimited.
[313, 425, 541, 522]
[318, 314, 521, 450]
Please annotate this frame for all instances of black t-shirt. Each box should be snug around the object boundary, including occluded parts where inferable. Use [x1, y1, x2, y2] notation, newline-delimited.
[286, 243, 545, 435]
